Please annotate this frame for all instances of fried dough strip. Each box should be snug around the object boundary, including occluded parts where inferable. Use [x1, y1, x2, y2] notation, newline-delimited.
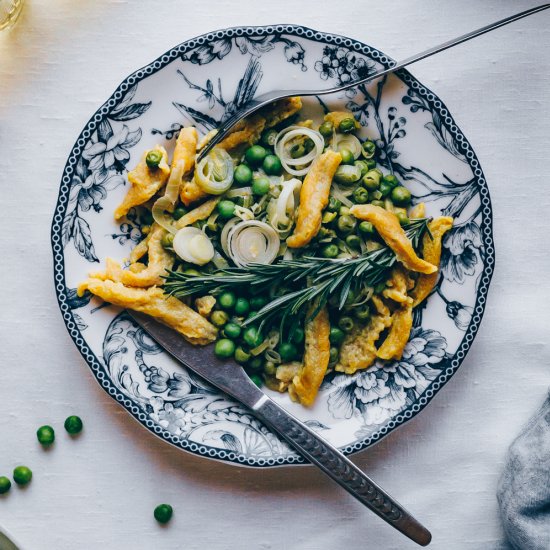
[377, 305, 413, 361]
[350, 204, 437, 274]
[335, 297, 392, 374]
[382, 267, 414, 305]
[173, 127, 198, 175]
[77, 279, 217, 345]
[410, 216, 454, 306]
[90, 224, 174, 288]
[129, 231, 152, 264]
[175, 197, 219, 229]
[287, 150, 342, 248]
[290, 306, 330, 406]
[114, 146, 170, 220]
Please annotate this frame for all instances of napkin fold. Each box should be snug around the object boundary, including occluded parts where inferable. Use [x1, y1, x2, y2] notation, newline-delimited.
[497, 391, 550, 550]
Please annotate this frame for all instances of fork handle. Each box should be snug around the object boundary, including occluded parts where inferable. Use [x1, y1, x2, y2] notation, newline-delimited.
[252, 396, 432, 547]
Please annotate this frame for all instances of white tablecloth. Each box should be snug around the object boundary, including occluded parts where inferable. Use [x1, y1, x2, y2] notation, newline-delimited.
[0, 1, 549, 548]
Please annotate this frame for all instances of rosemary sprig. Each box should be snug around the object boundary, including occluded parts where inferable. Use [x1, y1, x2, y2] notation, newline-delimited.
[163, 218, 431, 333]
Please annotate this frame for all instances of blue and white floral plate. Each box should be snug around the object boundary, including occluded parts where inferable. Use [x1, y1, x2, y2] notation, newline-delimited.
[51, 25, 494, 467]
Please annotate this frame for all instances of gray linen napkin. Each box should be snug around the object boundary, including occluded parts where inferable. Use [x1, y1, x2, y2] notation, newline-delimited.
[497, 392, 550, 550]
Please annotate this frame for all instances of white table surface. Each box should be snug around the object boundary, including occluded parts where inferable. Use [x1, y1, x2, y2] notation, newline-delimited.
[0, 1, 549, 549]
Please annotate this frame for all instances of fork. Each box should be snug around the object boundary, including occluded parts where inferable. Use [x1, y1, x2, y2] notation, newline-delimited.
[198, 4, 549, 161]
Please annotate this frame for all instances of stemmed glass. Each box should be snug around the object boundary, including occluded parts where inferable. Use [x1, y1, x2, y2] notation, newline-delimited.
[0, 0, 24, 31]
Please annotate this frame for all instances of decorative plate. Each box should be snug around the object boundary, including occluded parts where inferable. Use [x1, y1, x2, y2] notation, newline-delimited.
[52, 25, 494, 467]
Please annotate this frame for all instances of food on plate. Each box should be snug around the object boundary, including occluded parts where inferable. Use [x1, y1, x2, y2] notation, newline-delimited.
[79, 100, 453, 406]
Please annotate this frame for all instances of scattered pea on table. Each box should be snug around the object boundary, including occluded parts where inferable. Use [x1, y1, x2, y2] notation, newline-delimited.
[64, 415, 83, 435]
[13, 466, 32, 486]
[36, 425, 55, 446]
[154, 504, 173, 524]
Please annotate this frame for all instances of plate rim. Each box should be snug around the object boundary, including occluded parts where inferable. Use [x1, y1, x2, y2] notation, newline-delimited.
[51, 23, 495, 467]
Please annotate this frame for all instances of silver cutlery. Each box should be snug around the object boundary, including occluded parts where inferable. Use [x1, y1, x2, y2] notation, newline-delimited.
[198, 3, 550, 161]
[129, 311, 432, 546]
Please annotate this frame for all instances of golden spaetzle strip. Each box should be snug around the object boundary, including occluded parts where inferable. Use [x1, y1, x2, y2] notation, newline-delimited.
[77, 279, 217, 345]
[411, 216, 454, 307]
[287, 150, 342, 248]
[114, 146, 170, 220]
[90, 224, 174, 288]
[350, 204, 437, 274]
[173, 127, 198, 175]
[175, 197, 220, 229]
[290, 305, 331, 406]
[335, 296, 392, 374]
[382, 267, 414, 305]
[377, 305, 413, 361]
[409, 202, 426, 219]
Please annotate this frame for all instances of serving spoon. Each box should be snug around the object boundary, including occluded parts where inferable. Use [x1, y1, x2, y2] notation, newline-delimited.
[198, 4, 549, 161]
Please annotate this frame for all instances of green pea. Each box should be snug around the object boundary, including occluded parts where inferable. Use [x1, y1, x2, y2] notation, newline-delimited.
[250, 296, 267, 310]
[321, 244, 339, 258]
[234, 346, 251, 364]
[279, 342, 298, 362]
[361, 140, 376, 159]
[329, 327, 345, 345]
[154, 504, 173, 524]
[161, 233, 174, 248]
[358, 221, 376, 236]
[252, 176, 270, 196]
[382, 174, 400, 188]
[319, 121, 334, 137]
[327, 197, 342, 212]
[345, 235, 361, 250]
[264, 361, 276, 375]
[354, 160, 370, 177]
[217, 200, 235, 219]
[64, 416, 83, 435]
[379, 181, 393, 198]
[263, 155, 283, 175]
[261, 128, 278, 147]
[329, 347, 339, 364]
[339, 149, 355, 165]
[210, 310, 229, 327]
[354, 304, 371, 321]
[338, 117, 356, 134]
[223, 322, 242, 339]
[369, 190, 383, 201]
[146, 150, 163, 169]
[234, 164, 253, 185]
[391, 186, 412, 206]
[338, 316, 355, 332]
[291, 327, 305, 344]
[218, 291, 236, 310]
[214, 339, 236, 359]
[244, 145, 267, 166]
[396, 212, 410, 226]
[371, 200, 385, 208]
[362, 170, 381, 191]
[352, 187, 369, 204]
[304, 137, 315, 152]
[364, 158, 377, 170]
[334, 165, 362, 186]
[243, 327, 262, 348]
[250, 374, 263, 387]
[37, 425, 55, 447]
[13, 466, 32, 486]
[173, 206, 188, 220]
[322, 211, 337, 224]
[234, 298, 250, 316]
[337, 215, 357, 236]
[248, 357, 263, 370]
[0, 476, 11, 494]
[290, 143, 306, 159]
[339, 206, 351, 216]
